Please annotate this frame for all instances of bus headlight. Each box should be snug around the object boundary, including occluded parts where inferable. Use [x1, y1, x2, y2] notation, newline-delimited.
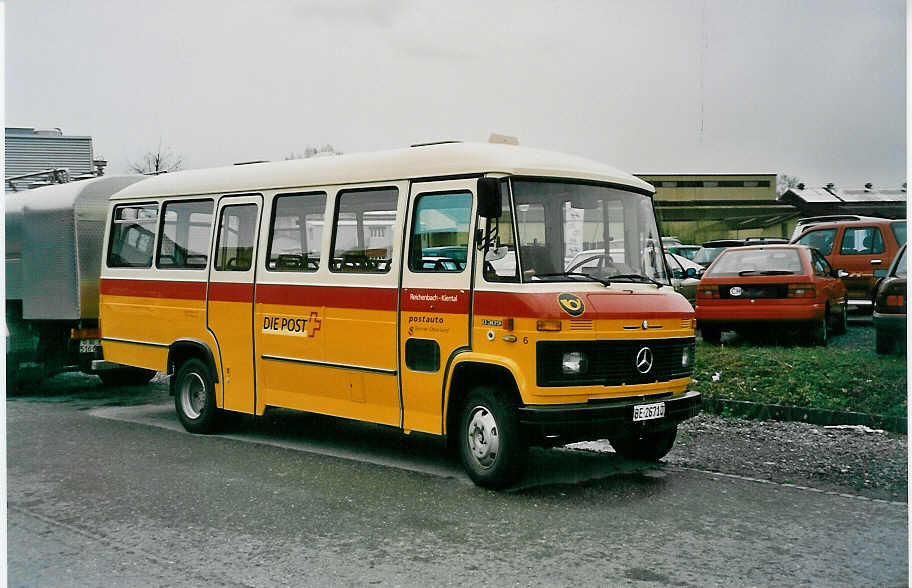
[681, 347, 692, 368]
[562, 351, 588, 375]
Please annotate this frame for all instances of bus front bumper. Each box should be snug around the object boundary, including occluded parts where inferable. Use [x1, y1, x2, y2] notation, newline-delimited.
[517, 390, 701, 445]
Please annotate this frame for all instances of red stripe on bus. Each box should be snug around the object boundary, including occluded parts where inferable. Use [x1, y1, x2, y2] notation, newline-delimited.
[401, 288, 470, 313]
[473, 290, 694, 319]
[209, 282, 254, 303]
[100, 278, 207, 300]
[255, 284, 398, 311]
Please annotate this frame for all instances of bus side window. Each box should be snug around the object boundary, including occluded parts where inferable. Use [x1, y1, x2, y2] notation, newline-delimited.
[266, 192, 327, 272]
[330, 187, 398, 273]
[107, 203, 159, 268]
[215, 204, 259, 271]
[408, 191, 472, 273]
[157, 200, 214, 269]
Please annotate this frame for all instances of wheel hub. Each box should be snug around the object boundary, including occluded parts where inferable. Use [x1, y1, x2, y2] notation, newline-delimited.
[180, 372, 206, 419]
[467, 406, 499, 468]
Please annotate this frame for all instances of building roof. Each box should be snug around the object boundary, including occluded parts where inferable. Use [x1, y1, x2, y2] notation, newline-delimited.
[778, 184, 906, 219]
[112, 142, 654, 200]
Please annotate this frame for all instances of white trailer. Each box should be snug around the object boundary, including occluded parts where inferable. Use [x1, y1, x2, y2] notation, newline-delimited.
[6, 175, 156, 388]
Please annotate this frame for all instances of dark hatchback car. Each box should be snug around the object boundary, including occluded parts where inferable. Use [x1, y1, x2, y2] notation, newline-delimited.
[873, 243, 906, 354]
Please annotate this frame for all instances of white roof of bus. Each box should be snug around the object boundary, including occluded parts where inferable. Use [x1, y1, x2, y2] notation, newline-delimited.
[111, 142, 654, 200]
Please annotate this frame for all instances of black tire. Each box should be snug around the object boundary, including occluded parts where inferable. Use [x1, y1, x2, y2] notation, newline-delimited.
[701, 324, 722, 344]
[810, 315, 828, 346]
[458, 387, 527, 489]
[609, 424, 678, 462]
[98, 367, 157, 387]
[875, 328, 893, 354]
[832, 303, 848, 335]
[174, 358, 220, 434]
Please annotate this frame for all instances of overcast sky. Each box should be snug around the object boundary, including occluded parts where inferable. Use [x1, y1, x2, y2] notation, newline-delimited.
[5, 0, 906, 187]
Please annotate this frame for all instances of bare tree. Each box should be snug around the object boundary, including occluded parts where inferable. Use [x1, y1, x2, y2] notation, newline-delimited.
[284, 144, 343, 160]
[776, 173, 802, 195]
[130, 141, 184, 175]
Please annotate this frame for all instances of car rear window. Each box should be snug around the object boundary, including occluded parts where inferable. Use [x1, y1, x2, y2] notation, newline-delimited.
[891, 221, 906, 246]
[707, 248, 804, 277]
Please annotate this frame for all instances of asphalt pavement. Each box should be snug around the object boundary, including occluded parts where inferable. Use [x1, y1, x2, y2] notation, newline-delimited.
[6, 378, 908, 587]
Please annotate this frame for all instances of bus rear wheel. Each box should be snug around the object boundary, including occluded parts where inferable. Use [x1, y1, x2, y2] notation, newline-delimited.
[609, 424, 678, 462]
[458, 387, 527, 489]
[174, 358, 219, 434]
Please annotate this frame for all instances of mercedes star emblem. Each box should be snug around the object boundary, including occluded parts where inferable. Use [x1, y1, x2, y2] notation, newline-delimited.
[635, 347, 654, 374]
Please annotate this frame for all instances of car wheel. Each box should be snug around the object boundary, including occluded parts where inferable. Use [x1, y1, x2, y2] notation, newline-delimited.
[609, 424, 678, 462]
[832, 303, 848, 335]
[875, 328, 893, 354]
[701, 324, 721, 343]
[98, 367, 157, 387]
[811, 315, 828, 346]
[174, 358, 220, 434]
[458, 386, 527, 489]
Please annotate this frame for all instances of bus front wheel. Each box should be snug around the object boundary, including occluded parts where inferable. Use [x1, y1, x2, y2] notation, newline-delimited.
[458, 387, 527, 489]
[174, 358, 219, 434]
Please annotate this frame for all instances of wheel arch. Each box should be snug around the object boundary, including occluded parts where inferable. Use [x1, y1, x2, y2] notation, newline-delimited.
[167, 339, 219, 384]
[443, 356, 523, 439]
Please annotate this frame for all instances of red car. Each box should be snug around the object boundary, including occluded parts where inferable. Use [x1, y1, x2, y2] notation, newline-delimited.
[696, 245, 848, 345]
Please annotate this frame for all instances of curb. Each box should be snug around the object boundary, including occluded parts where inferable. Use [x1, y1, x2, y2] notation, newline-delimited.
[701, 397, 907, 434]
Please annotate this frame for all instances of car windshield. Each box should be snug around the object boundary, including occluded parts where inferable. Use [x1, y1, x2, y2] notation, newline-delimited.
[707, 248, 804, 277]
[503, 180, 667, 285]
[893, 247, 906, 277]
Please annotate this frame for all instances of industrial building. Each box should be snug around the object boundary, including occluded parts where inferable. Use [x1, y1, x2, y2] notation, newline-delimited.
[637, 173, 906, 244]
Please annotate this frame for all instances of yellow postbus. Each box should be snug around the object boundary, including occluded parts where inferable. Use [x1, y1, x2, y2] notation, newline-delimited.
[99, 141, 700, 487]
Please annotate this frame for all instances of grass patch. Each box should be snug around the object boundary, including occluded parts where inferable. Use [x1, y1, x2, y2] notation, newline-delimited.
[693, 341, 907, 418]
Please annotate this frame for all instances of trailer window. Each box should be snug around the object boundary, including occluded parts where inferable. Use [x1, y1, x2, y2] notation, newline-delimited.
[267, 192, 327, 272]
[157, 200, 214, 269]
[330, 187, 398, 273]
[108, 204, 159, 268]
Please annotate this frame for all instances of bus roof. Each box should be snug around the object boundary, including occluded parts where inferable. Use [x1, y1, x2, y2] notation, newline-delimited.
[111, 142, 654, 200]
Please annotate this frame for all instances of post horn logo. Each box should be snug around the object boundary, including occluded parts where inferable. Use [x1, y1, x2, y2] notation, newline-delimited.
[558, 293, 585, 316]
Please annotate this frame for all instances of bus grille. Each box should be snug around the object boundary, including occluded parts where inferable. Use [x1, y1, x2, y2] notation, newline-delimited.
[536, 338, 695, 388]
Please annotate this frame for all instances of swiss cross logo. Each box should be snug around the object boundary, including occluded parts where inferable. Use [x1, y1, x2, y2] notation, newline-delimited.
[306, 311, 322, 337]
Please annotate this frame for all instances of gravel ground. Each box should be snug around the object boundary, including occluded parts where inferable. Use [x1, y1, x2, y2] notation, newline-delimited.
[573, 413, 908, 502]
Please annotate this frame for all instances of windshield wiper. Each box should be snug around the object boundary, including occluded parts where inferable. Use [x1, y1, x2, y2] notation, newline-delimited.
[532, 272, 611, 286]
[738, 269, 796, 276]
[608, 273, 665, 288]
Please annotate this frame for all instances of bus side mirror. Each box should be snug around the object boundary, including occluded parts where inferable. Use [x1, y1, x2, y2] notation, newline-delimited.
[477, 178, 502, 218]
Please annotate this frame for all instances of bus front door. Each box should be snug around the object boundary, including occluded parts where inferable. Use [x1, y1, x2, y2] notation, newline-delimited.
[399, 180, 477, 434]
[208, 195, 263, 413]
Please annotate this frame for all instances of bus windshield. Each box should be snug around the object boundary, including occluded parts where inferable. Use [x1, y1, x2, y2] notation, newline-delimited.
[506, 179, 668, 285]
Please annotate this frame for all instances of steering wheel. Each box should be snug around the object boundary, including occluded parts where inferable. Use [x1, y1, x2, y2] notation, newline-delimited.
[567, 253, 613, 274]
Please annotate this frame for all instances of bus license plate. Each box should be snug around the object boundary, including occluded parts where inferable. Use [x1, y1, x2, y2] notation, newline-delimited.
[633, 402, 665, 422]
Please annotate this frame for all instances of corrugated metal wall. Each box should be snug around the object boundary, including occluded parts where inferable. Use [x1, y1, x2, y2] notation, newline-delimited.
[5, 131, 94, 179]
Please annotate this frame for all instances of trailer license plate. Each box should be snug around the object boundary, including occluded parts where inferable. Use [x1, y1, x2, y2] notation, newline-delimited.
[633, 402, 665, 422]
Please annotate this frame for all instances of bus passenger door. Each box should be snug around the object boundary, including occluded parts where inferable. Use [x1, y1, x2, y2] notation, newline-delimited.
[399, 180, 477, 434]
[208, 195, 263, 413]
